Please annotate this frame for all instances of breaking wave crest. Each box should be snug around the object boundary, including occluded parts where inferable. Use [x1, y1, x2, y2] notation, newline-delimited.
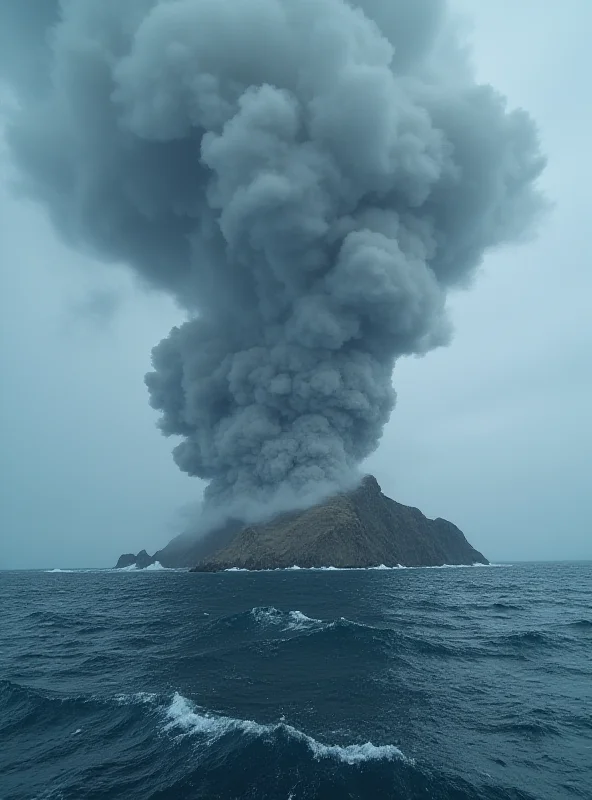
[163, 692, 409, 766]
[249, 606, 324, 631]
[210, 608, 464, 660]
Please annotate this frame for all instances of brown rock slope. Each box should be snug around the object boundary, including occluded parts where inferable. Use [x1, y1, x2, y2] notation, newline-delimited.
[190, 475, 487, 571]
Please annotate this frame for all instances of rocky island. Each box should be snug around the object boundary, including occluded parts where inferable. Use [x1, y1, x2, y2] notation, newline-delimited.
[116, 476, 487, 571]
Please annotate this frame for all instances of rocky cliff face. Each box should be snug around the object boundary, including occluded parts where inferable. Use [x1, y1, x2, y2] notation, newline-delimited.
[114, 553, 137, 569]
[114, 549, 155, 569]
[115, 476, 487, 571]
[191, 475, 487, 571]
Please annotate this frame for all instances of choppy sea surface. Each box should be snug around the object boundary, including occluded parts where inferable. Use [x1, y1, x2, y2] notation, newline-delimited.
[1, 562, 591, 800]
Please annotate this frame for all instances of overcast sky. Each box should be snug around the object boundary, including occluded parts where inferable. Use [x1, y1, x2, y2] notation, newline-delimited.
[1, 1, 590, 568]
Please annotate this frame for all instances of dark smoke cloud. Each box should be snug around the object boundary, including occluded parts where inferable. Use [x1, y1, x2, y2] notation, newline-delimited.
[0, 0, 546, 521]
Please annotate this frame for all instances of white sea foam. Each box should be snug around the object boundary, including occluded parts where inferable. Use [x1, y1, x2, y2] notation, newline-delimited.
[249, 607, 323, 631]
[163, 692, 409, 765]
[224, 565, 405, 573]
[45, 568, 75, 573]
[287, 610, 323, 630]
[289, 610, 317, 623]
[223, 563, 509, 572]
[114, 691, 159, 706]
[113, 562, 187, 572]
[250, 606, 283, 625]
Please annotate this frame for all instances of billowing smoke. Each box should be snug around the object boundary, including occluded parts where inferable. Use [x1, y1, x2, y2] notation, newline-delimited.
[0, 0, 545, 521]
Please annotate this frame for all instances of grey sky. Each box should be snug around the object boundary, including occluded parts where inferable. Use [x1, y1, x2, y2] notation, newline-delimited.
[1, 1, 591, 568]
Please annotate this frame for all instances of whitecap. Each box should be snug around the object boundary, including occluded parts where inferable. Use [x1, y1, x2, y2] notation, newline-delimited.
[286, 610, 323, 630]
[289, 610, 318, 624]
[114, 691, 159, 706]
[163, 692, 409, 765]
[250, 606, 283, 625]
[249, 607, 324, 631]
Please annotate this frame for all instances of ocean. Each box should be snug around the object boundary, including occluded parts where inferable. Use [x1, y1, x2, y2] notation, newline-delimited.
[0, 562, 590, 799]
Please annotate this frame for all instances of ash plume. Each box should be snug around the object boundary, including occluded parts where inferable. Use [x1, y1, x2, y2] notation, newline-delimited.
[0, 0, 546, 522]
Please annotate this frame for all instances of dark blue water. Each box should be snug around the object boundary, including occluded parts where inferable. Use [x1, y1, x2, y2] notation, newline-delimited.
[1, 563, 591, 800]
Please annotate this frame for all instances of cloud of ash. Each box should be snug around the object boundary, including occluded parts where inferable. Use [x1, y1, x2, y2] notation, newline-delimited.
[0, 0, 546, 524]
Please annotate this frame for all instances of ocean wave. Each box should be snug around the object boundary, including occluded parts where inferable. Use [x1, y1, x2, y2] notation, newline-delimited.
[0, 679, 96, 740]
[1, 679, 159, 714]
[114, 691, 159, 706]
[495, 630, 561, 649]
[568, 619, 592, 630]
[250, 606, 324, 631]
[212, 607, 463, 657]
[163, 692, 409, 766]
[45, 568, 75, 573]
[24, 609, 86, 629]
[248, 609, 470, 661]
[3, 679, 408, 767]
[487, 719, 562, 737]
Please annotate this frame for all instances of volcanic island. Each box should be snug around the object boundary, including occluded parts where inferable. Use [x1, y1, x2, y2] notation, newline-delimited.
[116, 475, 487, 571]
